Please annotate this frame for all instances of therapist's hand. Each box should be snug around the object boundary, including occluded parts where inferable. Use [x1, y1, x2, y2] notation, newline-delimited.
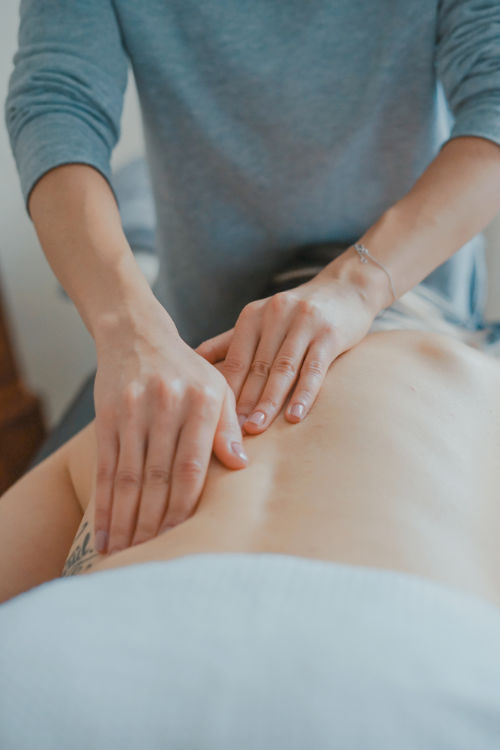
[195, 269, 377, 433]
[93, 299, 248, 555]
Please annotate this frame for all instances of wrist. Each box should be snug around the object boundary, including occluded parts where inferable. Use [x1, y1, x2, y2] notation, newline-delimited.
[85, 254, 160, 339]
[319, 243, 394, 315]
[94, 296, 179, 352]
[92, 263, 178, 347]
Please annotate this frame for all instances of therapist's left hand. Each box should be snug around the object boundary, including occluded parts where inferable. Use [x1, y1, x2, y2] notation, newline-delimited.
[195, 269, 378, 434]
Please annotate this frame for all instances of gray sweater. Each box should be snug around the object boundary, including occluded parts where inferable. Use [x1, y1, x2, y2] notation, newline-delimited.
[5, 1, 500, 344]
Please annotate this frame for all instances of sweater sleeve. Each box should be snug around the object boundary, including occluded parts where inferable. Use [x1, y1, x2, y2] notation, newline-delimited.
[4, 0, 129, 211]
[435, 0, 500, 148]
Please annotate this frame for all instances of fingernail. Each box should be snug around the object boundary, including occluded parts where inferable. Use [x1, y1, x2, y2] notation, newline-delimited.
[231, 441, 248, 462]
[247, 411, 266, 426]
[238, 414, 247, 428]
[95, 530, 108, 554]
[289, 403, 305, 419]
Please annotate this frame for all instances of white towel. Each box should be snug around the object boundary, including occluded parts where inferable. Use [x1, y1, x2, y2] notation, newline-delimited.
[1, 554, 500, 749]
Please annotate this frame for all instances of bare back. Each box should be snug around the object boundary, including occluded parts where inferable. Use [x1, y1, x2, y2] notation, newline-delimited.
[66, 329, 500, 607]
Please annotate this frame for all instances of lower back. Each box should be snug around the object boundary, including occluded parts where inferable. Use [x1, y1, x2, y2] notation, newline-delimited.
[88, 329, 500, 606]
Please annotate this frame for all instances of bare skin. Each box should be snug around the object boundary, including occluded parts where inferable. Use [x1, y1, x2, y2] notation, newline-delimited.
[1, 325, 499, 605]
[56, 327, 500, 608]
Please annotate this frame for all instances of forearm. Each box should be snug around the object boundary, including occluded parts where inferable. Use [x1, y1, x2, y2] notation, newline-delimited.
[325, 136, 500, 314]
[28, 164, 166, 341]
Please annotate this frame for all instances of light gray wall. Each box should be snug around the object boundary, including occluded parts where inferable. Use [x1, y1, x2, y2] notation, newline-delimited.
[0, 0, 499, 428]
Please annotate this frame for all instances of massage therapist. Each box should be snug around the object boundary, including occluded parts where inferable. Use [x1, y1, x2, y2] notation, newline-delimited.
[5, 1, 500, 555]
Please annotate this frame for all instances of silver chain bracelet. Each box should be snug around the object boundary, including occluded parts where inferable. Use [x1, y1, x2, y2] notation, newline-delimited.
[353, 242, 397, 305]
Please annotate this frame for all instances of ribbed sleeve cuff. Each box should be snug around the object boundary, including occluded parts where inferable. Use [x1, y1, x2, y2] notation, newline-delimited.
[13, 111, 116, 213]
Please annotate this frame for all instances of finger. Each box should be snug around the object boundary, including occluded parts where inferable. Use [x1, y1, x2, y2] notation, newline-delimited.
[212, 386, 249, 469]
[285, 333, 337, 423]
[236, 296, 292, 427]
[159, 389, 221, 530]
[242, 320, 311, 433]
[130, 411, 181, 547]
[94, 418, 119, 555]
[218, 305, 261, 400]
[107, 422, 147, 553]
[195, 329, 234, 363]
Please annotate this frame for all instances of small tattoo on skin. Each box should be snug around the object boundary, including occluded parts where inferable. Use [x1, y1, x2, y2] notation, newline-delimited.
[62, 520, 100, 577]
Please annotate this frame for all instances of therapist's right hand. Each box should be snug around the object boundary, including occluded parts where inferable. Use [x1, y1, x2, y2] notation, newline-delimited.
[92, 299, 248, 555]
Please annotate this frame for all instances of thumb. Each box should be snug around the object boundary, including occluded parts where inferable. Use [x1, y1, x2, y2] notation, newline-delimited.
[195, 328, 233, 363]
[213, 386, 249, 470]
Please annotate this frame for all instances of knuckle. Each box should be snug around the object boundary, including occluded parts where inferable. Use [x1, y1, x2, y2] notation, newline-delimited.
[121, 382, 144, 415]
[304, 359, 324, 378]
[298, 300, 325, 323]
[221, 356, 246, 375]
[326, 324, 341, 344]
[200, 383, 220, 405]
[149, 374, 174, 408]
[272, 355, 297, 377]
[114, 468, 142, 489]
[298, 299, 316, 316]
[96, 464, 114, 486]
[269, 292, 289, 313]
[174, 458, 204, 482]
[250, 359, 271, 378]
[144, 465, 171, 486]
[238, 302, 256, 321]
[167, 377, 185, 400]
[189, 384, 220, 412]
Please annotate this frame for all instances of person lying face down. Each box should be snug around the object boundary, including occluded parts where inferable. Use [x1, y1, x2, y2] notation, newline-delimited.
[1, 321, 500, 608]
